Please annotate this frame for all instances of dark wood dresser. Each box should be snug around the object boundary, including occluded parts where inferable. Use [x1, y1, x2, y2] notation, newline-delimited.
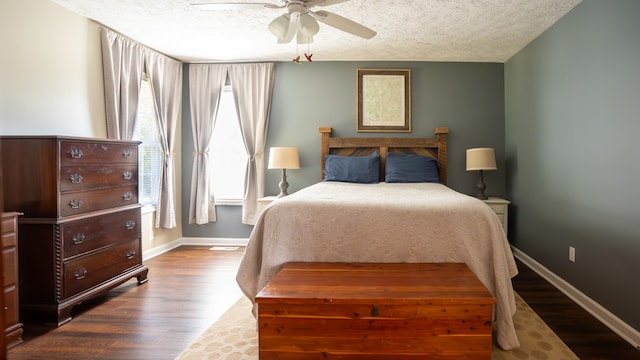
[0, 136, 149, 326]
[1, 212, 23, 348]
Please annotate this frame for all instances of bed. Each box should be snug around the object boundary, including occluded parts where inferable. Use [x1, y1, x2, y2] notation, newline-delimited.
[236, 127, 520, 350]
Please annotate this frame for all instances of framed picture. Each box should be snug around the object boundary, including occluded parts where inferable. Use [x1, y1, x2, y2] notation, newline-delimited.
[357, 68, 411, 132]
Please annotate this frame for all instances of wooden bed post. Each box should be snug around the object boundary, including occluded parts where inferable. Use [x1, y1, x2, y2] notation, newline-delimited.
[435, 127, 448, 185]
[319, 127, 332, 179]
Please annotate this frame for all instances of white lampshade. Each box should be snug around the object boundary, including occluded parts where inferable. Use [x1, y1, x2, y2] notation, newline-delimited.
[268, 14, 291, 40]
[466, 148, 497, 171]
[268, 147, 300, 170]
[298, 13, 319, 37]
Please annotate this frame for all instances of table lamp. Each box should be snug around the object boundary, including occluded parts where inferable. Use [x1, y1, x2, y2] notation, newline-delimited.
[466, 148, 497, 200]
[268, 147, 300, 197]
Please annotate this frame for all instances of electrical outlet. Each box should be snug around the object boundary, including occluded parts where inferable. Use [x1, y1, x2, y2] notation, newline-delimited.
[569, 246, 576, 262]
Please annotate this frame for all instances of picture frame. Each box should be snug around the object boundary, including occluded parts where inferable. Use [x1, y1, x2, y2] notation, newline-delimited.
[357, 68, 411, 132]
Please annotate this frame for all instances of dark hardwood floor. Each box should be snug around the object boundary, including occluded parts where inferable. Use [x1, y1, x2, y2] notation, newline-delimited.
[511, 259, 639, 359]
[7, 246, 639, 359]
[8, 245, 245, 360]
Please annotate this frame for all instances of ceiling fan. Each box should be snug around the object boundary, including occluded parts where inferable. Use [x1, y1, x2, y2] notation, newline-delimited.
[192, 0, 377, 44]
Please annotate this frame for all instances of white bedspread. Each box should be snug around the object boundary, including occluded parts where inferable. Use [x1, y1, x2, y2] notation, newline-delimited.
[236, 182, 520, 350]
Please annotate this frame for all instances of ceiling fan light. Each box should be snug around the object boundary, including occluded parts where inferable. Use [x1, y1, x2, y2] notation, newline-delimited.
[296, 27, 314, 44]
[298, 13, 319, 37]
[268, 14, 291, 39]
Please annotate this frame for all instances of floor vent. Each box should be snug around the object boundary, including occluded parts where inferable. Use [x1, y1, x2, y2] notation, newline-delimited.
[209, 246, 240, 251]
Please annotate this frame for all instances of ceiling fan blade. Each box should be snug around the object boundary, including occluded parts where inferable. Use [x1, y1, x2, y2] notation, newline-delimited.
[191, 2, 280, 10]
[315, 0, 351, 6]
[313, 10, 376, 39]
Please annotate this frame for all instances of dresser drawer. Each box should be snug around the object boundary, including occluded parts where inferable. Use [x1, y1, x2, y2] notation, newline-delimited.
[4, 286, 19, 327]
[61, 165, 138, 192]
[2, 230, 16, 248]
[486, 203, 506, 215]
[60, 185, 139, 217]
[2, 216, 17, 235]
[3, 246, 17, 285]
[60, 141, 138, 165]
[62, 239, 142, 299]
[62, 208, 141, 259]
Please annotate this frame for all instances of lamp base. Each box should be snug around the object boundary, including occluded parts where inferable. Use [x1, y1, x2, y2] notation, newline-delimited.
[277, 169, 289, 197]
[475, 170, 488, 200]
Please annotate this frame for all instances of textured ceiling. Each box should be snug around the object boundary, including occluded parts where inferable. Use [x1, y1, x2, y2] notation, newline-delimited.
[50, 0, 581, 63]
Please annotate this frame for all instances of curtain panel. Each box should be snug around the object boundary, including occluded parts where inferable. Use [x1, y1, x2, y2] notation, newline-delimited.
[100, 28, 182, 229]
[187, 63, 274, 226]
[100, 28, 144, 140]
[228, 63, 275, 225]
[144, 51, 182, 229]
[188, 64, 228, 224]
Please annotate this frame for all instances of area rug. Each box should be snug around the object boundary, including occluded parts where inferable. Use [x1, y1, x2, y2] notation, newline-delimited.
[176, 293, 578, 360]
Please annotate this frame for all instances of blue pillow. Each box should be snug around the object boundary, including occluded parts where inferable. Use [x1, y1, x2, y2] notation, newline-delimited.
[385, 152, 440, 183]
[324, 153, 380, 183]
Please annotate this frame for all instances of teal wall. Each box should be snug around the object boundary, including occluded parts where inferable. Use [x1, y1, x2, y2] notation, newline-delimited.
[182, 61, 506, 237]
[505, 0, 640, 331]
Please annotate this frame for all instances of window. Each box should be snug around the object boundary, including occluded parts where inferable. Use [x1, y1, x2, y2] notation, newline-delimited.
[210, 85, 247, 205]
[133, 75, 161, 207]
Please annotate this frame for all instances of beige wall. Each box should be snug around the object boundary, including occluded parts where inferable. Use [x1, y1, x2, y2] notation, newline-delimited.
[1, 0, 105, 136]
[0, 0, 182, 254]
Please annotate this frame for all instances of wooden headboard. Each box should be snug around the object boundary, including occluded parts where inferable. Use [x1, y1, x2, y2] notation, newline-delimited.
[319, 127, 449, 185]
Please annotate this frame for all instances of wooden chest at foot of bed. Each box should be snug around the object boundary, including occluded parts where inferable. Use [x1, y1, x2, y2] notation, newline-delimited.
[255, 262, 496, 359]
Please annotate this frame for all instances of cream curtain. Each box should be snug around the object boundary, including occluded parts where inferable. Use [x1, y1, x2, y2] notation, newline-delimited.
[228, 63, 275, 225]
[101, 28, 182, 229]
[188, 64, 228, 224]
[144, 51, 182, 229]
[100, 28, 144, 140]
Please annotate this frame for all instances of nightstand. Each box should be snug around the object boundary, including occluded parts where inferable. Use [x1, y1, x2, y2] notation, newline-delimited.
[482, 197, 510, 235]
[257, 196, 279, 217]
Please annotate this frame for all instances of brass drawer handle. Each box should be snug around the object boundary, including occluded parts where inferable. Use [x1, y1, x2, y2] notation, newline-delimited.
[69, 147, 83, 159]
[69, 199, 83, 209]
[125, 220, 136, 230]
[123, 171, 133, 180]
[123, 149, 132, 158]
[122, 192, 133, 201]
[74, 268, 88, 280]
[70, 173, 83, 184]
[126, 250, 136, 260]
[72, 233, 86, 245]
[371, 305, 379, 317]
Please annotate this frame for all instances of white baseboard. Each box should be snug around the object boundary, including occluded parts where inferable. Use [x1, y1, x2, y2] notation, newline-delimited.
[511, 246, 640, 351]
[142, 237, 249, 261]
[142, 239, 183, 261]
